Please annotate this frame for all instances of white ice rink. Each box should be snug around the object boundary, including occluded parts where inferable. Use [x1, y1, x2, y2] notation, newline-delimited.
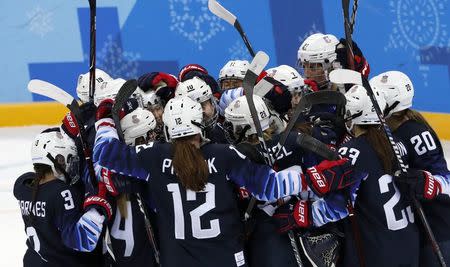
[1, 126, 450, 266]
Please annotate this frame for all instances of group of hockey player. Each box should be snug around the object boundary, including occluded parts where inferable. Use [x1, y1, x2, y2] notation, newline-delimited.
[14, 31, 450, 267]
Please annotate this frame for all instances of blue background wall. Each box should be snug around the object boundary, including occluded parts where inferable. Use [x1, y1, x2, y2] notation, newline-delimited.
[1, 0, 449, 113]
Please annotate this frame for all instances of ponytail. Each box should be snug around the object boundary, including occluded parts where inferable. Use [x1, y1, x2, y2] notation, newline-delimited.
[172, 136, 208, 191]
[361, 126, 394, 174]
[117, 194, 129, 219]
[29, 164, 52, 223]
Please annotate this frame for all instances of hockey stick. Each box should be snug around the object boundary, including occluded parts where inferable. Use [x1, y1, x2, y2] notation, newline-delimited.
[340, 5, 368, 265]
[274, 91, 346, 159]
[111, 81, 161, 266]
[88, 0, 97, 102]
[342, 0, 355, 70]
[333, 69, 447, 267]
[241, 51, 270, 220]
[242, 51, 272, 167]
[28, 79, 97, 187]
[135, 194, 161, 266]
[296, 134, 340, 161]
[350, 0, 359, 34]
[208, 0, 255, 57]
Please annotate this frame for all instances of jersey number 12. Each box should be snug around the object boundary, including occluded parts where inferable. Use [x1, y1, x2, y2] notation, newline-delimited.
[167, 183, 221, 240]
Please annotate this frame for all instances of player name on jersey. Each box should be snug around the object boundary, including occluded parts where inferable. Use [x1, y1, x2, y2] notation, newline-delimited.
[19, 200, 46, 217]
[162, 158, 218, 174]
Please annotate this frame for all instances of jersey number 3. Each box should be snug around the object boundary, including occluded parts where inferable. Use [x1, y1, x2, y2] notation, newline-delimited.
[168, 183, 221, 240]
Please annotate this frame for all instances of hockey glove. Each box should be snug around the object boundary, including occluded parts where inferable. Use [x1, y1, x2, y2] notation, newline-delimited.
[303, 79, 319, 92]
[311, 123, 338, 149]
[84, 182, 113, 221]
[395, 169, 442, 200]
[178, 63, 208, 81]
[263, 76, 292, 115]
[304, 158, 353, 197]
[336, 38, 370, 78]
[273, 199, 311, 233]
[178, 64, 221, 100]
[95, 99, 114, 121]
[218, 87, 244, 116]
[98, 167, 143, 196]
[138, 72, 178, 102]
[61, 112, 81, 139]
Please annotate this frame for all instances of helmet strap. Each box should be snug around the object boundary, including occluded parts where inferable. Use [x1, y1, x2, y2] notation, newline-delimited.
[384, 101, 400, 117]
[236, 125, 251, 144]
[46, 153, 70, 184]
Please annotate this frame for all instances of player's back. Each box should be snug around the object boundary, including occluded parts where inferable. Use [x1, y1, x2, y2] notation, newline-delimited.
[141, 142, 246, 267]
[108, 193, 158, 266]
[395, 119, 450, 245]
[339, 136, 420, 267]
[13, 172, 97, 267]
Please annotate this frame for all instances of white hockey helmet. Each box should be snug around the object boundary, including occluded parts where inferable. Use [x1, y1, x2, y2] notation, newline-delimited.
[31, 128, 78, 181]
[176, 77, 218, 128]
[121, 107, 157, 146]
[94, 78, 126, 106]
[76, 69, 112, 103]
[344, 85, 387, 132]
[297, 33, 339, 65]
[369, 71, 414, 117]
[175, 76, 213, 103]
[162, 96, 204, 141]
[133, 87, 163, 109]
[218, 60, 250, 82]
[266, 65, 305, 93]
[224, 95, 271, 137]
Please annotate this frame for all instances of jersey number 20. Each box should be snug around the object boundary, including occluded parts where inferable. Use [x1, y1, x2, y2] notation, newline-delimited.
[168, 183, 221, 240]
[410, 131, 437, 156]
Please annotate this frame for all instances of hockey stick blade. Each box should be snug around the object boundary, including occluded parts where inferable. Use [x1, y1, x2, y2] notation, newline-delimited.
[208, 0, 236, 26]
[112, 79, 138, 141]
[254, 78, 274, 97]
[242, 51, 271, 222]
[28, 79, 75, 108]
[242, 51, 270, 163]
[329, 69, 362, 86]
[274, 91, 346, 159]
[28, 79, 98, 188]
[296, 134, 340, 161]
[208, 0, 255, 57]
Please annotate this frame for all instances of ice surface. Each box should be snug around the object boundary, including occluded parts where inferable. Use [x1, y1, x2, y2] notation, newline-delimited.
[1, 126, 450, 266]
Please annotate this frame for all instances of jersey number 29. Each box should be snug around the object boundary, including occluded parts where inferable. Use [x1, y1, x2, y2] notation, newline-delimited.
[168, 183, 221, 240]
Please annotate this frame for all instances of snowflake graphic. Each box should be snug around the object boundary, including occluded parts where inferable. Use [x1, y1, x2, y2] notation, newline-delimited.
[168, 0, 225, 50]
[384, 0, 449, 87]
[298, 23, 321, 45]
[84, 35, 141, 79]
[228, 40, 251, 61]
[26, 6, 54, 38]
